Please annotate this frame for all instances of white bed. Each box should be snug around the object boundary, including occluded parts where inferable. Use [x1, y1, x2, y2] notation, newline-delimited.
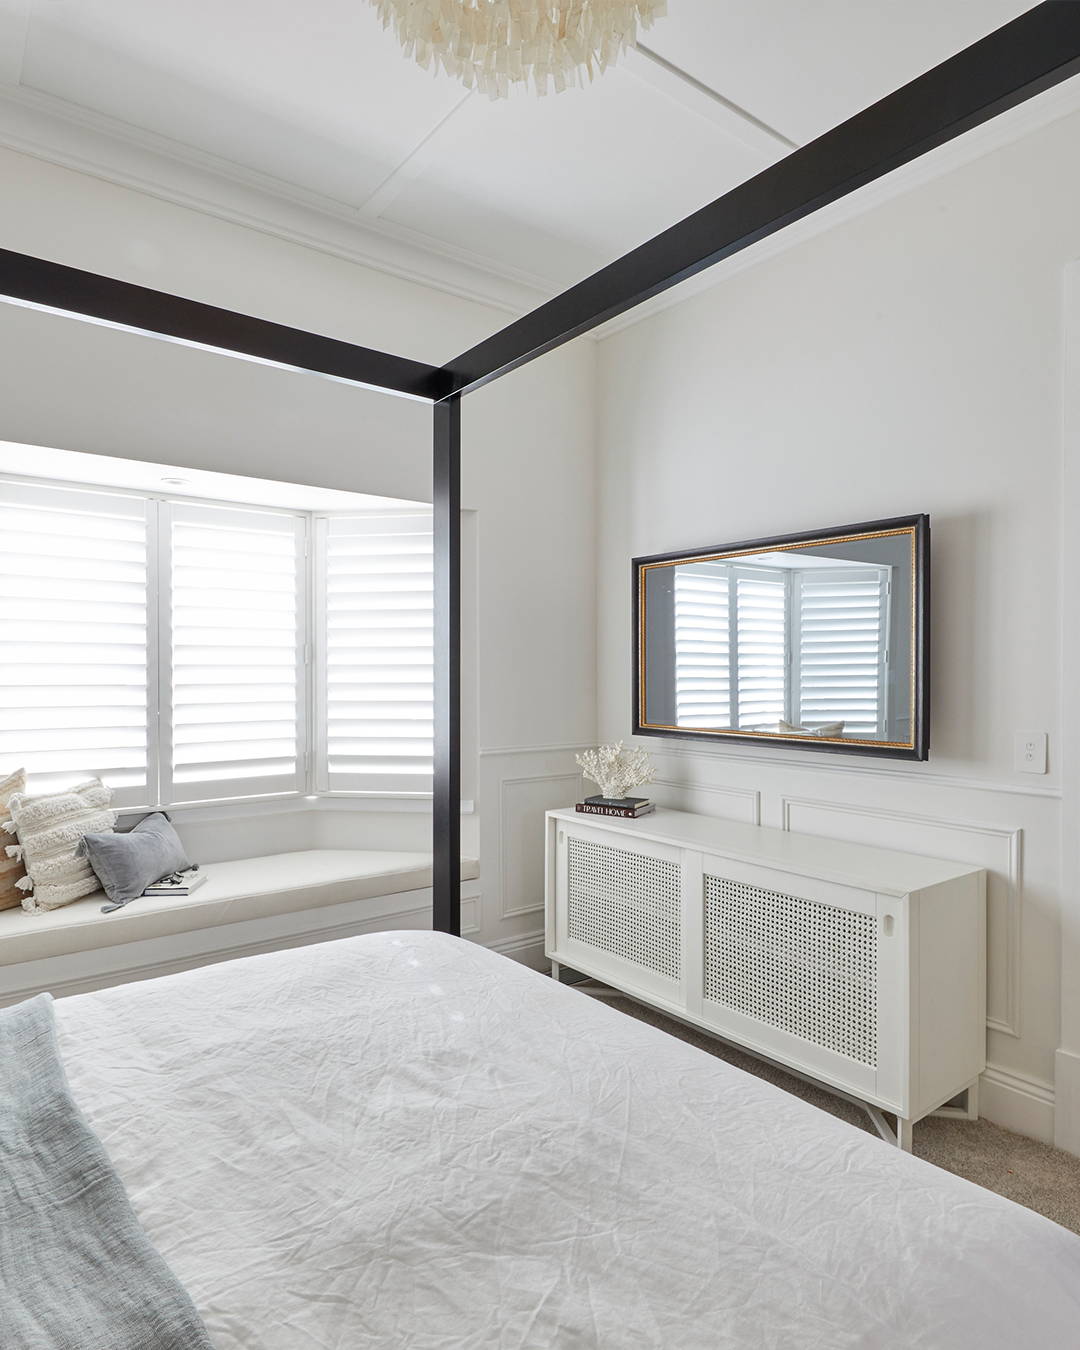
[53, 930, 1080, 1349]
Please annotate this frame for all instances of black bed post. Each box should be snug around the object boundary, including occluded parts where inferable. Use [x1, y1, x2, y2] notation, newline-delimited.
[433, 394, 461, 936]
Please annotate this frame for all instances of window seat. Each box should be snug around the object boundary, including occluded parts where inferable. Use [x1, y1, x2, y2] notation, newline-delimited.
[0, 849, 480, 968]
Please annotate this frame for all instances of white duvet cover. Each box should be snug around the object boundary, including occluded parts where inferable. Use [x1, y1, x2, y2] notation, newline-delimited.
[54, 931, 1080, 1349]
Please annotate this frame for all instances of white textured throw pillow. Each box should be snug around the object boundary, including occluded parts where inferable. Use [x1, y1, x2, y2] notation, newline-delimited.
[0, 767, 27, 910]
[4, 778, 116, 913]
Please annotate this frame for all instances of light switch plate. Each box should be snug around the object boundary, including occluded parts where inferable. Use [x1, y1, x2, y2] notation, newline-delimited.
[1015, 731, 1048, 774]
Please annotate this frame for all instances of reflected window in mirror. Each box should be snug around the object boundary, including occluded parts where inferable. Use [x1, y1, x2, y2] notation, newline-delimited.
[634, 517, 928, 761]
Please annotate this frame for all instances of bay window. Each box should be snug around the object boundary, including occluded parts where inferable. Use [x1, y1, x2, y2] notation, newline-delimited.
[0, 476, 434, 807]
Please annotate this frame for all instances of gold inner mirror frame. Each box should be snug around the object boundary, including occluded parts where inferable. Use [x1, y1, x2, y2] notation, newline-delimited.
[636, 525, 920, 751]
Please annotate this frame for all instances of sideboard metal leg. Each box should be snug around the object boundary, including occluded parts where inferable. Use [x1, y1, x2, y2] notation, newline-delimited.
[897, 1117, 915, 1152]
[550, 959, 561, 983]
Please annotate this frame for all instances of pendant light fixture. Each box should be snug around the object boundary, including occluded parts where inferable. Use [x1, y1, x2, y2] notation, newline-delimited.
[368, 1, 667, 98]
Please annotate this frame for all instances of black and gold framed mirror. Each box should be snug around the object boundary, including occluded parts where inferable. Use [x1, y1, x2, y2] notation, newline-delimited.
[633, 515, 929, 760]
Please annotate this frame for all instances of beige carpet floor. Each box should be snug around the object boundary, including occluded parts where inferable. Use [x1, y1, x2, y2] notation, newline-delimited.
[584, 985, 1080, 1236]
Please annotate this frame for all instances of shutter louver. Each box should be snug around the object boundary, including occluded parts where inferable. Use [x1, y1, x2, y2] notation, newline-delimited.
[674, 563, 731, 728]
[167, 501, 304, 801]
[321, 511, 434, 793]
[735, 570, 788, 730]
[796, 568, 888, 735]
[0, 481, 150, 803]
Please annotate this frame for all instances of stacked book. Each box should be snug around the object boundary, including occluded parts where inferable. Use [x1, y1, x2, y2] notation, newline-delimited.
[142, 866, 207, 897]
[574, 795, 655, 820]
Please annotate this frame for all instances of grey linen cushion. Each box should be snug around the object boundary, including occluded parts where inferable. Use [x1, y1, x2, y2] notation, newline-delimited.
[79, 812, 190, 907]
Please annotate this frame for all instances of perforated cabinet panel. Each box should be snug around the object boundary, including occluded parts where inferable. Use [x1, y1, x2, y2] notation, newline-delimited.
[705, 874, 878, 1066]
[566, 835, 681, 979]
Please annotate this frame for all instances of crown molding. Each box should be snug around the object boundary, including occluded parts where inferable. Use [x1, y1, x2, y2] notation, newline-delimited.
[592, 72, 1080, 342]
[7, 51, 1075, 351]
[0, 82, 557, 320]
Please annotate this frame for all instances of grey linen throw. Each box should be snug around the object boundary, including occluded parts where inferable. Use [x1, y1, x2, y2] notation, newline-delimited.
[1, 994, 215, 1350]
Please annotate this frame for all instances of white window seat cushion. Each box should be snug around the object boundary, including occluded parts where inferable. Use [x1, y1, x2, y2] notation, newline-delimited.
[0, 849, 479, 967]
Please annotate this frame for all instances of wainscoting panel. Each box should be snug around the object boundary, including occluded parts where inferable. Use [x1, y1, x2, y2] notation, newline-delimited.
[780, 796, 1021, 1039]
[474, 747, 588, 966]
[500, 772, 582, 919]
[650, 777, 760, 824]
[460, 893, 481, 937]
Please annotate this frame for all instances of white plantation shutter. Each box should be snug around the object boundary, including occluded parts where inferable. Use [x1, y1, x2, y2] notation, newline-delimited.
[319, 511, 434, 793]
[165, 501, 304, 801]
[674, 563, 731, 728]
[735, 568, 788, 730]
[795, 567, 888, 736]
[0, 481, 151, 805]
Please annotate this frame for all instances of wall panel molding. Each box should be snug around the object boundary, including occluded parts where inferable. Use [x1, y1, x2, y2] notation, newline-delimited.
[779, 795, 1022, 1039]
[480, 742, 593, 757]
[636, 738, 1061, 801]
[499, 771, 581, 918]
[460, 893, 481, 936]
[650, 775, 760, 825]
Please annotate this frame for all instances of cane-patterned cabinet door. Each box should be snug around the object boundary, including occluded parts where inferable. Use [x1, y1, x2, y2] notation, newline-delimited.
[554, 822, 683, 1002]
[696, 853, 904, 1102]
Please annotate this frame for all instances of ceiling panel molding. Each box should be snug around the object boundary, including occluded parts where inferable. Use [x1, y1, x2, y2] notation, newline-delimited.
[592, 69, 1080, 342]
[357, 88, 477, 220]
[0, 83, 553, 317]
[625, 45, 797, 157]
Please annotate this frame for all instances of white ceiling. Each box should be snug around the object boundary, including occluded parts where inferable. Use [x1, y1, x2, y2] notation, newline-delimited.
[0, 440, 423, 512]
[0, 0, 1035, 313]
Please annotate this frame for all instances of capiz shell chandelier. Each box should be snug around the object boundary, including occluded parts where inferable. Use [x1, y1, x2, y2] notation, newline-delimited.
[369, 0, 667, 98]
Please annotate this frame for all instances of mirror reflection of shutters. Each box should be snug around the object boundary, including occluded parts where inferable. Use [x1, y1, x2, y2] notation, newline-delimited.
[734, 568, 788, 731]
[794, 568, 889, 736]
[673, 563, 730, 728]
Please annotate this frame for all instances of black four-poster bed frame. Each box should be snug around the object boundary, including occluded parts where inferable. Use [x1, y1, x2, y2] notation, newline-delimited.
[0, 4, 1077, 937]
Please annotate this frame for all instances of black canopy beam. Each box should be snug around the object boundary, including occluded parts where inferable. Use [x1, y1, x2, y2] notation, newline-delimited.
[440, 2, 1080, 397]
[0, 246, 449, 402]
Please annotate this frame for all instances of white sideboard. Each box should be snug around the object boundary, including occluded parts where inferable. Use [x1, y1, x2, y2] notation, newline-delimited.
[544, 807, 986, 1149]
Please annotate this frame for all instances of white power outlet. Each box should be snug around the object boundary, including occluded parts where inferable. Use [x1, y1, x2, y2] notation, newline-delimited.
[1014, 731, 1048, 774]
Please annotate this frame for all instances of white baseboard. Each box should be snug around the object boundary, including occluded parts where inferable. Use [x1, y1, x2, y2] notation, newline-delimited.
[1053, 1048, 1080, 1157]
[482, 928, 547, 971]
[980, 1062, 1056, 1144]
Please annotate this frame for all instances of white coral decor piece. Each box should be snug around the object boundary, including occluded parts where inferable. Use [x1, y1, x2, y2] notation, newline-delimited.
[576, 741, 653, 801]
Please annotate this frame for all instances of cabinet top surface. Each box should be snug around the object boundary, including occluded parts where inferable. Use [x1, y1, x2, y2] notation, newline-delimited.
[547, 807, 982, 896]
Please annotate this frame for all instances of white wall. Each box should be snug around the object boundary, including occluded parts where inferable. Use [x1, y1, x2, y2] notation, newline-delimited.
[596, 106, 1080, 1147]
[0, 145, 596, 964]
